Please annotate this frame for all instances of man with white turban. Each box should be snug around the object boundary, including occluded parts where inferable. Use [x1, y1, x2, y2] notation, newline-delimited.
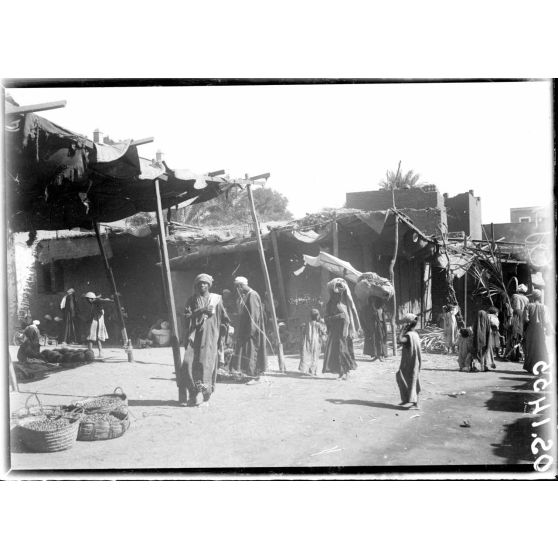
[178, 273, 230, 406]
[229, 276, 267, 383]
[506, 283, 529, 361]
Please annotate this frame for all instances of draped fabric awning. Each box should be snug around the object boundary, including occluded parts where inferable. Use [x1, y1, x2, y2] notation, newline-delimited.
[5, 97, 237, 232]
[432, 248, 475, 278]
[302, 251, 362, 283]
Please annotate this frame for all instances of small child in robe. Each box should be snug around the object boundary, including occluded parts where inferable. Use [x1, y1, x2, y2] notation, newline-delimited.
[299, 308, 327, 375]
[457, 327, 473, 371]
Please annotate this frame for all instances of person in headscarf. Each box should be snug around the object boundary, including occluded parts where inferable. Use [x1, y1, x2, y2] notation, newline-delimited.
[396, 313, 422, 409]
[472, 306, 493, 372]
[178, 273, 230, 406]
[60, 288, 79, 344]
[442, 303, 459, 354]
[83, 292, 112, 358]
[322, 277, 360, 380]
[505, 283, 529, 361]
[361, 295, 388, 362]
[229, 276, 267, 384]
[17, 320, 42, 362]
[298, 308, 327, 375]
[522, 289, 550, 374]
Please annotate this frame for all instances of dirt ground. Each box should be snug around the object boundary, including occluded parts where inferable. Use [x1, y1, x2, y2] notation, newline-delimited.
[7, 343, 548, 472]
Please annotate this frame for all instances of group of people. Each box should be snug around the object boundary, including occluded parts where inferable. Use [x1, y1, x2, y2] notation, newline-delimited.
[178, 273, 423, 410]
[177, 274, 267, 407]
[453, 284, 550, 374]
[17, 289, 114, 362]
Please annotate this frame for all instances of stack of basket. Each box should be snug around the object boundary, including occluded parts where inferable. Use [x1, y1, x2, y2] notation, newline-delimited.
[15, 394, 83, 452]
[69, 387, 130, 442]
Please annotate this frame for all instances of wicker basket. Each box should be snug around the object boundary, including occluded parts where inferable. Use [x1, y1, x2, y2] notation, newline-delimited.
[72, 387, 128, 414]
[16, 394, 82, 453]
[77, 407, 130, 442]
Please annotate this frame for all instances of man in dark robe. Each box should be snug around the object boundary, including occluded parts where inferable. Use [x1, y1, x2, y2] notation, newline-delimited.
[60, 288, 79, 344]
[229, 276, 267, 383]
[178, 273, 229, 406]
[523, 289, 550, 373]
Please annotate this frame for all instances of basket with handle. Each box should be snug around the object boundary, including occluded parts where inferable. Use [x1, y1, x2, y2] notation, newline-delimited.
[71, 387, 128, 414]
[77, 406, 130, 441]
[16, 394, 82, 453]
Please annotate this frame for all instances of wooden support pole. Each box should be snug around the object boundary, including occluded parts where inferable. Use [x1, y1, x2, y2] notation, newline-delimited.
[8, 354, 19, 392]
[154, 179, 182, 375]
[92, 221, 134, 362]
[388, 212, 399, 356]
[332, 220, 339, 258]
[246, 182, 286, 372]
[270, 230, 289, 321]
[388, 161, 401, 356]
[463, 236, 468, 326]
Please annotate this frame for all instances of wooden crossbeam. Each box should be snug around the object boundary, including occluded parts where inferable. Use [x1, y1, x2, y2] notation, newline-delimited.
[130, 137, 154, 146]
[5, 100, 66, 115]
[208, 169, 225, 177]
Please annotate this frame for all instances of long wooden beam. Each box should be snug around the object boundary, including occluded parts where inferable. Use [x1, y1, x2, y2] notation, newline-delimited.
[154, 179, 182, 375]
[5, 100, 66, 115]
[130, 137, 154, 146]
[246, 182, 286, 372]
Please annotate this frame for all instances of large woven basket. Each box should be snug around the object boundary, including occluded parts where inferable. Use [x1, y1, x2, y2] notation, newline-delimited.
[77, 407, 130, 442]
[72, 387, 128, 414]
[16, 394, 82, 453]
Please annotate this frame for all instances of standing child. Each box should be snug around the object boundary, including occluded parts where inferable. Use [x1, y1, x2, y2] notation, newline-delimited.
[396, 313, 422, 410]
[299, 309, 326, 375]
[457, 327, 473, 371]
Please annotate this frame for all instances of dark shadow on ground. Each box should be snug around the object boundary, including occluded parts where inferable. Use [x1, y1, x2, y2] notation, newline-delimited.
[498, 377, 537, 391]
[491, 416, 534, 464]
[485, 391, 535, 413]
[128, 399, 182, 407]
[326, 398, 403, 410]
[264, 371, 336, 381]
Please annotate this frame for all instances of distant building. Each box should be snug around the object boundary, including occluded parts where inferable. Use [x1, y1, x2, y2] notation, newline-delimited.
[444, 190, 483, 240]
[510, 206, 546, 224]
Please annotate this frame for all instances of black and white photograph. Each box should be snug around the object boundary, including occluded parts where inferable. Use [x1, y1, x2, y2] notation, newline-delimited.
[2, 79, 555, 478]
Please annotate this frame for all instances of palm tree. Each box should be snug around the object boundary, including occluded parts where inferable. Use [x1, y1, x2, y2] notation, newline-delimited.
[379, 166, 426, 190]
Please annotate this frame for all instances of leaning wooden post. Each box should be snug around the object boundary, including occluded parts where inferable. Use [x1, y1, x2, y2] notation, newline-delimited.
[388, 161, 401, 356]
[154, 179, 182, 375]
[8, 354, 19, 392]
[388, 210, 399, 356]
[463, 235, 468, 326]
[92, 220, 134, 362]
[246, 182, 286, 372]
[270, 229, 289, 321]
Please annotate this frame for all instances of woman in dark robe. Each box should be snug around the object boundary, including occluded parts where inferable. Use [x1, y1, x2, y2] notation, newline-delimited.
[396, 313, 422, 409]
[17, 320, 42, 362]
[179, 273, 230, 406]
[361, 295, 388, 362]
[322, 278, 360, 380]
[472, 307, 493, 371]
[60, 288, 79, 344]
[229, 276, 267, 384]
[522, 289, 550, 373]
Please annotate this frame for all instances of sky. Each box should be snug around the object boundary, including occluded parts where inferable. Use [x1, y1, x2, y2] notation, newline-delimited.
[6, 81, 554, 224]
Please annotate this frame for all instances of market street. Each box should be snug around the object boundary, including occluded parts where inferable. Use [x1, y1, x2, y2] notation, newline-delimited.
[9, 346, 541, 471]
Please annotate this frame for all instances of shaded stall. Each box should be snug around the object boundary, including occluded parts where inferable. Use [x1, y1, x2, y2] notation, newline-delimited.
[5, 95, 238, 369]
